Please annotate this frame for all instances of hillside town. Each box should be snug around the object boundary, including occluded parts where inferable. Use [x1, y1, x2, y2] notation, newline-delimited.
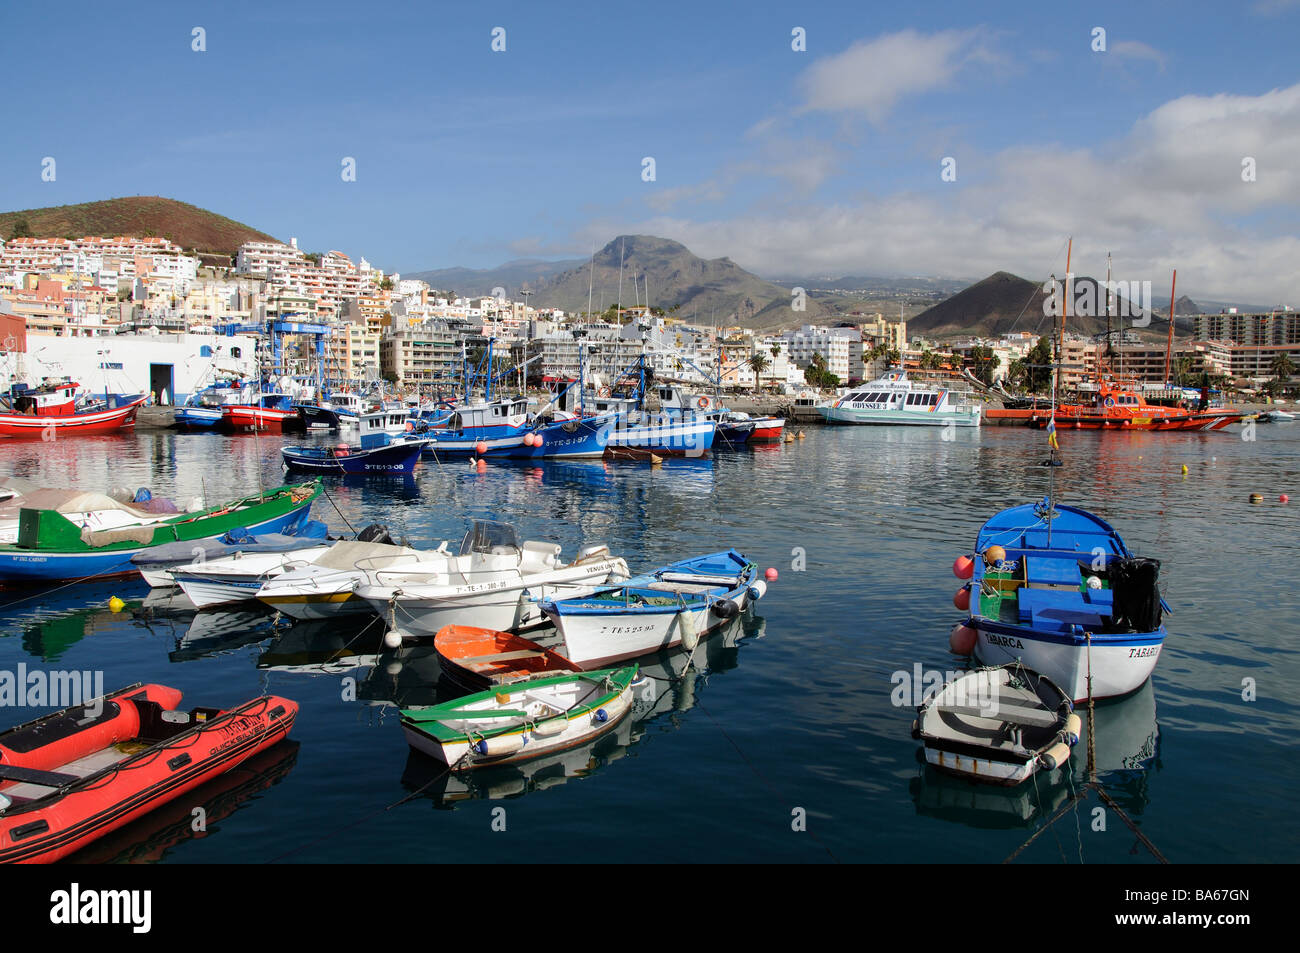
[0, 231, 1296, 405]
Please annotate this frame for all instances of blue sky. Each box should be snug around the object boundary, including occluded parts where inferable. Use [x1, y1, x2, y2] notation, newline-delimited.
[3, 0, 1299, 300]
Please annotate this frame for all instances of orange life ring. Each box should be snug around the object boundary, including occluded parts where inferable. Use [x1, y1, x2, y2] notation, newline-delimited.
[598, 387, 612, 398]
[696, 396, 709, 409]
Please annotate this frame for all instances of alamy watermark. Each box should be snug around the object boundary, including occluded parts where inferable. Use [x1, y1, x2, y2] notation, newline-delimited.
[0, 665, 105, 714]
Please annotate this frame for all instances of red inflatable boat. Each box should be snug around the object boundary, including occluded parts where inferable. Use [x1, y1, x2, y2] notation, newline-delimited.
[0, 683, 297, 863]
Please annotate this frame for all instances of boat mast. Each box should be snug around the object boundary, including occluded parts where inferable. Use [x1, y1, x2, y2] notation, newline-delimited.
[1105, 252, 1113, 376]
[1162, 270, 1177, 387]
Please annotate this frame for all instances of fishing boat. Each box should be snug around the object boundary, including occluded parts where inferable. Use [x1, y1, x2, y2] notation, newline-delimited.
[299, 392, 366, 430]
[353, 520, 630, 637]
[1030, 378, 1244, 431]
[818, 369, 981, 427]
[131, 520, 330, 587]
[420, 396, 535, 457]
[281, 433, 428, 475]
[656, 386, 785, 445]
[954, 248, 1169, 702]
[173, 379, 253, 429]
[0, 683, 297, 863]
[0, 379, 149, 439]
[958, 499, 1168, 702]
[539, 549, 765, 668]
[434, 625, 580, 691]
[221, 392, 302, 432]
[399, 667, 639, 768]
[912, 663, 1081, 786]
[0, 481, 320, 588]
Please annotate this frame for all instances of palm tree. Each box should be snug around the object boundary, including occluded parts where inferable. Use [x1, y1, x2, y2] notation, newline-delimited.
[1271, 352, 1295, 382]
[747, 353, 770, 392]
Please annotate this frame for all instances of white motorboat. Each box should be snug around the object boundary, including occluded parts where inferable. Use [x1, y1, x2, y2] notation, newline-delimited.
[353, 520, 630, 637]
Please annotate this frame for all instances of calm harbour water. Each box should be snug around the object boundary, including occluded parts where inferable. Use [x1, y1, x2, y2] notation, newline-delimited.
[2, 419, 1297, 863]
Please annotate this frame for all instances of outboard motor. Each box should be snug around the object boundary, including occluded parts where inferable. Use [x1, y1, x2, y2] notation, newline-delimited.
[1107, 558, 1162, 632]
[356, 523, 394, 545]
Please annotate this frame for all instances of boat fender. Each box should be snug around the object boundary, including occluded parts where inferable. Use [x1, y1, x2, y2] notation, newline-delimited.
[747, 580, 768, 602]
[356, 523, 393, 544]
[473, 733, 527, 757]
[1037, 742, 1073, 771]
[677, 609, 700, 650]
[534, 718, 568, 737]
[712, 599, 740, 620]
[594, 708, 609, 723]
[910, 719, 921, 740]
[1064, 713, 1082, 745]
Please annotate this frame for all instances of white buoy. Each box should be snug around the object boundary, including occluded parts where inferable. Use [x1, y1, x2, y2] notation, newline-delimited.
[383, 629, 403, 649]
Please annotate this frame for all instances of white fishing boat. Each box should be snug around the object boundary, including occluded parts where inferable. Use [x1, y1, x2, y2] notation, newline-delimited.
[913, 663, 1082, 786]
[399, 667, 640, 768]
[539, 549, 764, 668]
[818, 369, 981, 427]
[353, 521, 630, 637]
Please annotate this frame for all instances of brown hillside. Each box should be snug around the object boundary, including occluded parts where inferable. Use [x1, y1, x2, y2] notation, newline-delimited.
[0, 196, 277, 262]
[911, 271, 1181, 340]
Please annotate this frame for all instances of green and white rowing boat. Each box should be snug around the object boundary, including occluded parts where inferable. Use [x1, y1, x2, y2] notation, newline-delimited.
[400, 666, 639, 768]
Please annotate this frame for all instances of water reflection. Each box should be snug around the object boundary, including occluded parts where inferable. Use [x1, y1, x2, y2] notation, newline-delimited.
[395, 613, 763, 807]
[62, 740, 300, 864]
[911, 677, 1161, 829]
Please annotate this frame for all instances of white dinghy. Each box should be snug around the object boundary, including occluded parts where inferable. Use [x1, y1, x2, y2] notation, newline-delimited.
[912, 663, 1081, 786]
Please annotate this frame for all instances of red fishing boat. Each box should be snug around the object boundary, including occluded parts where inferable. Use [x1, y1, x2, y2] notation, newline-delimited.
[221, 393, 301, 432]
[0, 379, 148, 439]
[1030, 378, 1243, 432]
[0, 683, 297, 863]
[748, 416, 786, 441]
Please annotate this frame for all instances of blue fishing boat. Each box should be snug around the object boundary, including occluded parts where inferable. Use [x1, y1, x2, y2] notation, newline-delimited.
[953, 255, 1168, 704]
[540, 549, 766, 668]
[282, 433, 428, 475]
[956, 499, 1167, 704]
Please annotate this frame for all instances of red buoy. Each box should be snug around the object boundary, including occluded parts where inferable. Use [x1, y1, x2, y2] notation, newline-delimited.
[953, 586, 971, 611]
[953, 555, 974, 580]
[949, 623, 977, 655]
[1282, 494, 1291, 504]
[475, 441, 488, 455]
[764, 567, 779, 582]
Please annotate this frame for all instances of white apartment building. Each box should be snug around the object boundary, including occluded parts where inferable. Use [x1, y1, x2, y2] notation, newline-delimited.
[781, 324, 857, 381]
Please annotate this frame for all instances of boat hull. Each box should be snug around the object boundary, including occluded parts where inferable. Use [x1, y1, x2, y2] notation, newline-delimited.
[1029, 410, 1243, 431]
[604, 418, 715, 458]
[282, 441, 425, 475]
[359, 558, 631, 638]
[401, 673, 635, 768]
[970, 622, 1163, 704]
[0, 685, 296, 863]
[0, 396, 147, 439]
[0, 484, 319, 588]
[819, 405, 981, 427]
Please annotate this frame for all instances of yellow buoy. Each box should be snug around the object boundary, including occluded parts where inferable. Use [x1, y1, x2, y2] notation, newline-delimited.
[1249, 493, 1264, 503]
[108, 597, 125, 613]
[1181, 464, 1188, 474]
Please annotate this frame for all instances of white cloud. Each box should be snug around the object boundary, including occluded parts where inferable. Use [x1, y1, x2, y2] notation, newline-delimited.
[797, 29, 999, 122]
[604, 83, 1300, 304]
